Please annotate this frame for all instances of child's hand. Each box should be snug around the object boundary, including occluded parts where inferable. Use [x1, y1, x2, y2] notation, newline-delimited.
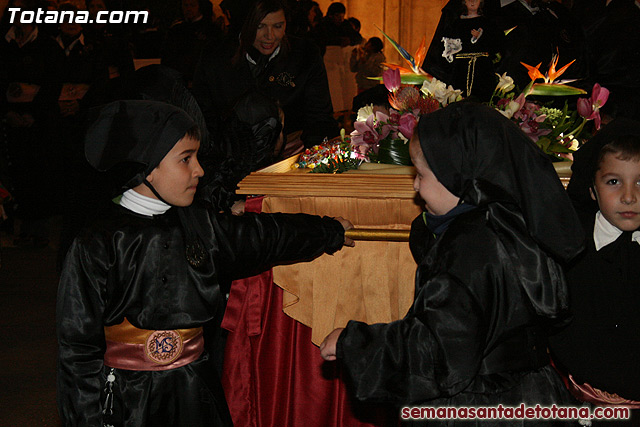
[334, 217, 355, 247]
[230, 200, 246, 216]
[320, 328, 344, 361]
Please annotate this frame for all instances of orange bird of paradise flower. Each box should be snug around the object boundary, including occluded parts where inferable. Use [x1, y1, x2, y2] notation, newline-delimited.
[520, 55, 576, 84]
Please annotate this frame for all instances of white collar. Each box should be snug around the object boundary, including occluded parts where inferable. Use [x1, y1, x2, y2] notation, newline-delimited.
[593, 211, 640, 251]
[245, 45, 281, 65]
[5, 25, 39, 48]
[119, 189, 171, 217]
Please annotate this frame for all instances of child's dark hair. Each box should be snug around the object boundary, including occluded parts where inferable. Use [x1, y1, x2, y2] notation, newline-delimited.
[368, 37, 383, 53]
[595, 135, 640, 176]
[184, 125, 201, 143]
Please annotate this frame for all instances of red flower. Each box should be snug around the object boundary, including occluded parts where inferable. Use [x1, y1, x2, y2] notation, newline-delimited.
[577, 83, 609, 130]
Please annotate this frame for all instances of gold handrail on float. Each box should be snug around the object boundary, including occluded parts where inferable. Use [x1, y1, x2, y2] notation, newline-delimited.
[345, 228, 411, 242]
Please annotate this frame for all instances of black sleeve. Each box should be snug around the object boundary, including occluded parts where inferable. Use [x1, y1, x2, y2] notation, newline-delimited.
[212, 212, 344, 280]
[337, 269, 488, 403]
[56, 236, 109, 426]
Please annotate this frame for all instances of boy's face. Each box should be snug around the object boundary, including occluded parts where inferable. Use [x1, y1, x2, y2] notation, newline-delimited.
[146, 135, 204, 207]
[590, 152, 640, 231]
[410, 136, 460, 215]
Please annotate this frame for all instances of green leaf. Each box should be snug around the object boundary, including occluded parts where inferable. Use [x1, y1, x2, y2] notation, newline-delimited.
[370, 73, 432, 85]
[529, 83, 587, 96]
[375, 25, 415, 69]
[377, 139, 413, 166]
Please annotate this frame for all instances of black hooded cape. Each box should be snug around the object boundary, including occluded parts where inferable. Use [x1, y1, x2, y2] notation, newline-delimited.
[336, 103, 583, 424]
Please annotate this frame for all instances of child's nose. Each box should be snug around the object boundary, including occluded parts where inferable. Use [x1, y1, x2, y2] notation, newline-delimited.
[621, 186, 638, 204]
[193, 158, 204, 178]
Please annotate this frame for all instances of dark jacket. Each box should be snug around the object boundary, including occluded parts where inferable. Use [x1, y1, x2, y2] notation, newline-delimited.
[192, 35, 338, 148]
[550, 210, 640, 402]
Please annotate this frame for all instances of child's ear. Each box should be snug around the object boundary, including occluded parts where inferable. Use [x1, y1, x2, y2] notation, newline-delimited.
[146, 172, 154, 183]
[589, 186, 597, 201]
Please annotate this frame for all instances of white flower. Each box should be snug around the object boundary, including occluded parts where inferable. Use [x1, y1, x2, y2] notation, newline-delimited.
[356, 105, 374, 122]
[421, 78, 446, 99]
[499, 100, 521, 119]
[443, 87, 463, 106]
[421, 79, 462, 106]
[495, 72, 515, 94]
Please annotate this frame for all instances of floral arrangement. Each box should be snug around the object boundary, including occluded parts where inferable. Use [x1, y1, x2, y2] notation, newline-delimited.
[489, 59, 609, 160]
[296, 29, 610, 172]
[349, 68, 462, 165]
[292, 136, 359, 173]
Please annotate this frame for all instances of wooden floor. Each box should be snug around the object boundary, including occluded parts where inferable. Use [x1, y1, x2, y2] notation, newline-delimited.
[0, 231, 61, 426]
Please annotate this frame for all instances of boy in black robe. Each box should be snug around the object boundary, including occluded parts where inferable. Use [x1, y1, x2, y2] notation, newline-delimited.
[550, 118, 640, 423]
[56, 100, 353, 426]
[321, 102, 584, 425]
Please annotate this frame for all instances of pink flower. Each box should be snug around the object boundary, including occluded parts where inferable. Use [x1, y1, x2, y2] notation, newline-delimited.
[519, 115, 551, 141]
[577, 83, 609, 130]
[383, 68, 401, 93]
[350, 111, 391, 155]
[398, 113, 417, 140]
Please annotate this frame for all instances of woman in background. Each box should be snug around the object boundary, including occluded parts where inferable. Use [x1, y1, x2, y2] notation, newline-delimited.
[193, 0, 337, 157]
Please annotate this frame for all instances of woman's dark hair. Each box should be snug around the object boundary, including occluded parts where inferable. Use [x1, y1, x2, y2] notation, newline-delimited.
[368, 36, 383, 53]
[596, 135, 640, 176]
[327, 2, 346, 16]
[238, 0, 288, 56]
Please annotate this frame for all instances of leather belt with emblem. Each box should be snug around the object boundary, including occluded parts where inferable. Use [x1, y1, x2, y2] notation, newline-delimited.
[103, 318, 204, 371]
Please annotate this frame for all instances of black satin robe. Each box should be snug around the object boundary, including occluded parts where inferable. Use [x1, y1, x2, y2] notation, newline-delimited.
[337, 207, 575, 426]
[56, 203, 344, 426]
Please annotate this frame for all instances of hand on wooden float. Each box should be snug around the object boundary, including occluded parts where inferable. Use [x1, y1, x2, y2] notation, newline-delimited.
[334, 217, 355, 247]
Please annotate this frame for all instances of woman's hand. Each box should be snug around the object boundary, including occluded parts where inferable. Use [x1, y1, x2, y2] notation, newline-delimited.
[334, 216, 355, 247]
[320, 328, 344, 361]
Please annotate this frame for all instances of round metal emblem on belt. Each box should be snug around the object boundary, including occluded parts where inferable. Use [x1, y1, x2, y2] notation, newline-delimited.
[145, 330, 183, 364]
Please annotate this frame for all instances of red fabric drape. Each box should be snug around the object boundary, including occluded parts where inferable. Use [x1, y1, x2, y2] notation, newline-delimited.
[221, 197, 396, 427]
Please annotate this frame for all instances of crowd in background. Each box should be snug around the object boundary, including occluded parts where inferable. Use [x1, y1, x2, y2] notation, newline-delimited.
[1, 0, 639, 254]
